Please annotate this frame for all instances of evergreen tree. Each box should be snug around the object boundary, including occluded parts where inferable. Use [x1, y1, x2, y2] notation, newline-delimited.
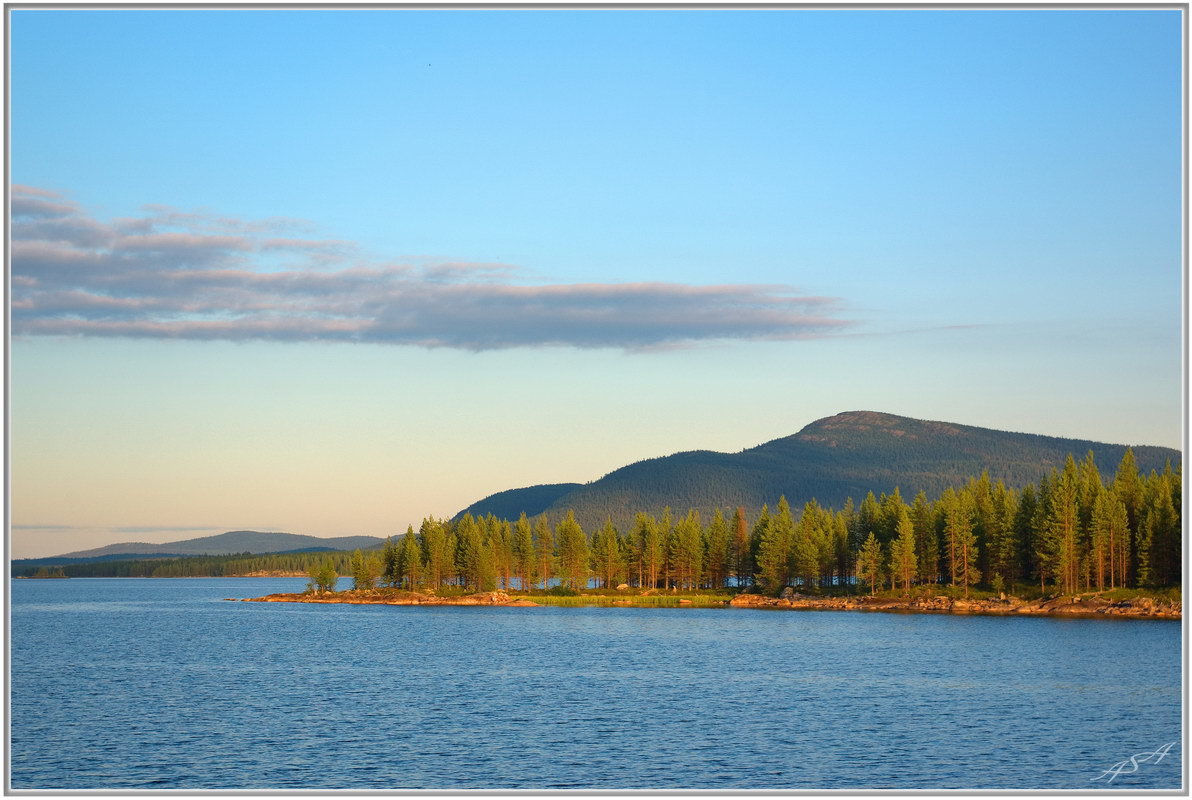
[832, 509, 852, 588]
[942, 488, 974, 587]
[911, 490, 939, 585]
[1114, 448, 1143, 585]
[856, 532, 883, 593]
[955, 518, 978, 599]
[660, 507, 675, 589]
[1139, 471, 1179, 587]
[534, 514, 555, 590]
[670, 510, 704, 590]
[730, 507, 751, 588]
[986, 482, 1019, 591]
[878, 487, 905, 545]
[1089, 486, 1112, 591]
[512, 513, 535, 591]
[890, 506, 917, 595]
[855, 491, 881, 553]
[591, 518, 623, 588]
[755, 500, 791, 592]
[1046, 456, 1081, 594]
[380, 536, 401, 587]
[704, 508, 730, 589]
[420, 518, 450, 589]
[556, 511, 589, 590]
[636, 513, 662, 589]
[791, 500, 821, 589]
[350, 548, 380, 591]
[399, 527, 423, 589]
[490, 516, 514, 590]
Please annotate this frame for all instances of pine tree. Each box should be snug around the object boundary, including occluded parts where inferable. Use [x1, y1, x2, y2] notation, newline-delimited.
[380, 536, 401, 587]
[911, 490, 939, 586]
[955, 519, 978, 599]
[1114, 448, 1143, 585]
[832, 509, 852, 589]
[349, 549, 380, 591]
[1139, 471, 1179, 587]
[791, 500, 821, 589]
[590, 518, 623, 588]
[730, 507, 751, 588]
[834, 499, 856, 586]
[856, 532, 884, 593]
[635, 513, 662, 589]
[420, 518, 450, 589]
[670, 510, 704, 590]
[534, 514, 554, 590]
[855, 491, 881, 554]
[399, 527, 423, 589]
[878, 488, 905, 545]
[660, 507, 675, 589]
[490, 517, 514, 590]
[512, 513, 535, 591]
[1047, 456, 1081, 594]
[1089, 486, 1112, 591]
[986, 482, 1019, 591]
[890, 507, 917, 595]
[756, 499, 792, 593]
[454, 515, 484, 591]
[556, 511, 589, 590]
[942, 488, 973, 587]
[704, 508, 730, 590]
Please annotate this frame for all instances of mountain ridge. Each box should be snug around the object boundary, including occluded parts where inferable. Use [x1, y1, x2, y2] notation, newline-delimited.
[456, 411, 1180, 531]
[46, 530, 386, 561]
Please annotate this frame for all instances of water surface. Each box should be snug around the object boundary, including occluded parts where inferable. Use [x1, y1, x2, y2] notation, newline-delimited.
[9, 578, 1182, 789]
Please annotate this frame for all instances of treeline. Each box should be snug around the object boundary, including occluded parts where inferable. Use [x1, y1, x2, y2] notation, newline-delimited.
[371, 449, 1179, 596]
[12, 550, 362, 579]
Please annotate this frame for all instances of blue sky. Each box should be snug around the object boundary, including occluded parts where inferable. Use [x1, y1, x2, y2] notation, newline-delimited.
[10, 8, 1183, 557]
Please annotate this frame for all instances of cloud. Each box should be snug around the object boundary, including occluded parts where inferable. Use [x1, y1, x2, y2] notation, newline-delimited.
[11, 186, 853, 350]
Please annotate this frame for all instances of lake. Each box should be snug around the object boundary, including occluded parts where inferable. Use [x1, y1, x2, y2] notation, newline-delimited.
[9, 578, 1183, 790]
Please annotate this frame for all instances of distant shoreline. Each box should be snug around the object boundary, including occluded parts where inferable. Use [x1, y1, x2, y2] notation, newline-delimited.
[233, 589, 1181, 619]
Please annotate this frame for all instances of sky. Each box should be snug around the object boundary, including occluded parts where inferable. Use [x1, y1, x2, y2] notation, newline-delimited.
[9, 8, 1184, 558]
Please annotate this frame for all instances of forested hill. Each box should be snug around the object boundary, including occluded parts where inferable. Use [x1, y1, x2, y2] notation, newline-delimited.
[454, 483, 582, 521]
[46, 530, 385, 562]
[457, 411, 1180, 531]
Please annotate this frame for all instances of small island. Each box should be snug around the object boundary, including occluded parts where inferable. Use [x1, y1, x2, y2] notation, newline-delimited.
[236, 584, 1180, 619]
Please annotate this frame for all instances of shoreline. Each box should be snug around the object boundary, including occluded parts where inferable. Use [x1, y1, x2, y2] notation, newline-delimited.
[234, 589, 1181, 619]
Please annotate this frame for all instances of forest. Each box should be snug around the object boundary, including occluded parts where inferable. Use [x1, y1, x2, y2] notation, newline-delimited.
[24, 449, 1179, 597]
[345, 449, 1180, 597]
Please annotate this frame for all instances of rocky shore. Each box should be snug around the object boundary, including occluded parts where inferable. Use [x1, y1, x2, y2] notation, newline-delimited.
[235, 588, 1178, 618]
[238, 589, 539, 607]
[728, 592, 1181, 619]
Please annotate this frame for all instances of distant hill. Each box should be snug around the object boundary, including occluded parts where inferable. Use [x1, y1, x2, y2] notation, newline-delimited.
[457, 411, 1180, 531]
[454, 482, 582, 521]
[41, 531, 385, 563]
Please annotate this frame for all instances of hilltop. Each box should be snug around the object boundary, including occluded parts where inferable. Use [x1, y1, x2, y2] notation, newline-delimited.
[456, 410, 1179, 530]
[34, 530, 385, 565]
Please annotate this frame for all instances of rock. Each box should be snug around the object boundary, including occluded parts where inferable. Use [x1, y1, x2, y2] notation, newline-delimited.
[729, 594, 769, 606]
[617, 583, 630, 591]
[678, 598, 692, 605]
